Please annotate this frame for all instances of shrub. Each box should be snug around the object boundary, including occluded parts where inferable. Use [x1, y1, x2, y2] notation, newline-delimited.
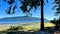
[8, 26, 24, 31]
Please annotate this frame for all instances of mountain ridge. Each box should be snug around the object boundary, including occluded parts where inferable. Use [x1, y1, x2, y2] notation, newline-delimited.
[0, 16, 49, 24]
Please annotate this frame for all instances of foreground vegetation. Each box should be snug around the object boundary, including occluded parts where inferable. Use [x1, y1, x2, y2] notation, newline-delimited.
[0, 22, 57, 34]
[0, 22, 55, 31]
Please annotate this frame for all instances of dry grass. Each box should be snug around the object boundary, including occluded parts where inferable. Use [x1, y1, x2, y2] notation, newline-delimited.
[0, 22, 55, 31]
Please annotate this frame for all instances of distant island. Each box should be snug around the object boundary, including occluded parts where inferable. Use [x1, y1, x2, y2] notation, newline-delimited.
[0, 16, 49, 24]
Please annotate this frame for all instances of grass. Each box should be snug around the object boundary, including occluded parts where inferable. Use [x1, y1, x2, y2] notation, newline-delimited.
[0, 22, 55, 31]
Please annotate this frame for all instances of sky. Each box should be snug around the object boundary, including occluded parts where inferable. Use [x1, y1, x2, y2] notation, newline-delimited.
[0, 0, 56, 20]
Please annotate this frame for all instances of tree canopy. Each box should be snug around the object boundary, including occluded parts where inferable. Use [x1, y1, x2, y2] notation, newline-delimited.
[54, 0, 60, 18]
[3, 0, 48, 14]
[3, 0, 41, 14]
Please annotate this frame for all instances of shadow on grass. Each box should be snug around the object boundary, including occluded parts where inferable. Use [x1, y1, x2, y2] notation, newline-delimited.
[0, 26, 60, 34]
[0, 30, 38, 34]
[6, 31, 38, 34]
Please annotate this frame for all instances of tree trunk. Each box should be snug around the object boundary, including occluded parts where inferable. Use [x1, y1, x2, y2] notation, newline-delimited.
[40, 0, 44, 31]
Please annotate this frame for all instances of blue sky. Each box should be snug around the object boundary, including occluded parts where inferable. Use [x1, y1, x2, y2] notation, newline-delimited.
[0, 0, 56, 20]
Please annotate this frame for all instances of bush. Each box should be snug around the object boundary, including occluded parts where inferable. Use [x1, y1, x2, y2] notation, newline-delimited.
[17, 26, 23, 30]
[8, 26, 23, 31]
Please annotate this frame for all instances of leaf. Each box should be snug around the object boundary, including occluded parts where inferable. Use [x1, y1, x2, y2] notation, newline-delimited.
[46, 0, 48, 3]
[56, 7, 60, 10]
[20, 0, 41, 13]
[3, 0, 6, 2]
[55, 0, 60, 4]
[20, 5, 27, 13]
[7, 0, 14, 5]
[12, 5, 16, 13]
[52, 5, 58, 10]
[6, 6, 12, 14]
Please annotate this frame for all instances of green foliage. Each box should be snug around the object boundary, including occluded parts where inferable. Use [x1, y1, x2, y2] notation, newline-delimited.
[50, 19, 60, 24]
[3, 0, 48, 14]
[9, 26, 17, 30]
[50, 19, 60, 29]
[3, 0, 15, 4]
[17, 26, 23, 30]
[3, 0, 16, 14]
[3, 0, 41, 14]
[20, 0, 41, 13]
[8, 26, 23, 31]
[54, 0, 60, 4]
[50, 19, 60, 30]
[54, 0, 60, 19]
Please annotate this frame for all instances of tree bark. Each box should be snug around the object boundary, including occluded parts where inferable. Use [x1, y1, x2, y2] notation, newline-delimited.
[40, 0, 44, 31]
